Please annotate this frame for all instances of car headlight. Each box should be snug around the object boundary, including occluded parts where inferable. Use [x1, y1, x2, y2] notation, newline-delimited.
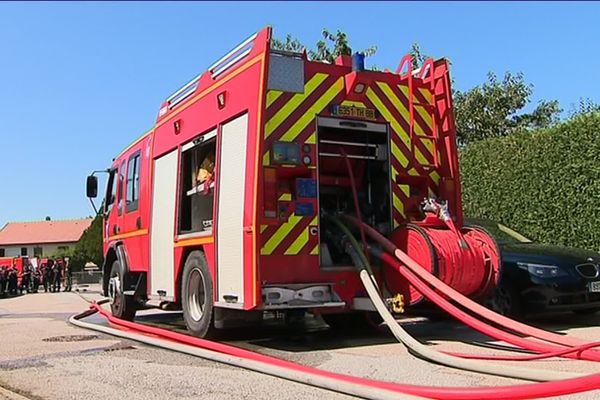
[517, 262, 567, 278]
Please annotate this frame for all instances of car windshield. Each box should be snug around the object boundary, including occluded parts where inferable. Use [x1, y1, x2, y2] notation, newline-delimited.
[464, 218, 533, 245]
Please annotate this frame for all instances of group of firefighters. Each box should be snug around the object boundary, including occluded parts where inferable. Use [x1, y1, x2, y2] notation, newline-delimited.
[0, 258, 72, 296]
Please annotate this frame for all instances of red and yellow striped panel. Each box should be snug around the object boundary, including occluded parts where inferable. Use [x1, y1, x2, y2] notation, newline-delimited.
[260, 71, 441, 251]
[260, 216, 318, 256]
[362, 82, 440, 227]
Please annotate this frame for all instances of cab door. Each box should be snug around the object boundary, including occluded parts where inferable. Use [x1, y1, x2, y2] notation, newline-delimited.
[103, 160, 125, 246]
[121, 146, 146, 270]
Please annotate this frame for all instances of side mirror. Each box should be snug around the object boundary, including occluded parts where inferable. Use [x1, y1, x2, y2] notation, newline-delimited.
[86, 175, 98, 198]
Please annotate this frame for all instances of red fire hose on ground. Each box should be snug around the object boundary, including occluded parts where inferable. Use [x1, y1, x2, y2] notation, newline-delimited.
[345, 215, 600, 362]
[71, 302, 600, 400]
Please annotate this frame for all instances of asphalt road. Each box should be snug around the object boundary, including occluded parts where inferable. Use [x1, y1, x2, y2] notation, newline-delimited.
[1, 287, 600, 400]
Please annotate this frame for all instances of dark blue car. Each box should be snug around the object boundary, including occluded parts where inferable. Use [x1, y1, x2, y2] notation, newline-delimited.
[466, 219, 600, 317]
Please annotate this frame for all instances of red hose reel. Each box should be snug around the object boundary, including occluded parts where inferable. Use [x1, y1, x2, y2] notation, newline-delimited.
[387, 221, 500, 305]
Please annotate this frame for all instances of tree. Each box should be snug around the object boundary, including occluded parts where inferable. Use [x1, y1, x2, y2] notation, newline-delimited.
[409, 42, 428, 70]
[272, 28, 377, 63]
[58, 215, 103, 272]
[453, 72, 561, 145]
[568, 98, 600, 118]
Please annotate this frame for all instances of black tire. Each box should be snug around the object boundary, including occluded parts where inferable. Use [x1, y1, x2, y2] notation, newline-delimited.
[492, 279, 522, 318]
[573, 308, 600, 315]
[109, 260, 137, 321]
[181, 251, 216, 338]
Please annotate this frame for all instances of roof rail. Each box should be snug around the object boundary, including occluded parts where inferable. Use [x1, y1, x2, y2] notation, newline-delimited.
[164, 31, 258, 110]
[166, 73, 202, 109]
[208, 32, 257, 78]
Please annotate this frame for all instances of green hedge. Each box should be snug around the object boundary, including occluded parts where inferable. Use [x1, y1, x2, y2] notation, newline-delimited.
[459, 112, 600, 251]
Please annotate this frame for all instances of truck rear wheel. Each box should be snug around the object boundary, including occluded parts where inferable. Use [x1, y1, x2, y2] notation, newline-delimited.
[108, 260, 137, 321]
[181, 251, 216, 338]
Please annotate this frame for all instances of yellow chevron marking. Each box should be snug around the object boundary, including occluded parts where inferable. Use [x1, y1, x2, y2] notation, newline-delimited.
[372, 84, 431, 166]
[341, 100, 366, 108]
[265, 73, 329, 138]
[260, 224, 268, 233]
[393, 193, 405, 218]
[366, 88, 409, 148]
[418, 87, 432, 103]
[310, 243, 319, 255]
[378, 82, 410, 127]
[285, 226, 309, 255]
[279, 193, 291, 201]
[309, 216, 318, 225]
[305, 132, 316, 144]
[390, 140, 409, 168]
[261, 215, 303, 255]
[366, 87, 431, 165]
[418, 135, 435, 155]
[392, 166, 411, 197]
[266, 90, 283, 108]
[263, 151, 270, 166]
[430, 170, 440, 184]
[390, 166, 407, 220]
[415, 104, 433, 131]
[280, 77, 344, 142]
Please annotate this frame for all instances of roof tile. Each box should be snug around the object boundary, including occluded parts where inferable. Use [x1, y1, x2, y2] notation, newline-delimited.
[0, 219, 93, 246]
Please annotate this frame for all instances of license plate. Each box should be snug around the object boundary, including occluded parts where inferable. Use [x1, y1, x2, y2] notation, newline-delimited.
[590, 281, 600, 293]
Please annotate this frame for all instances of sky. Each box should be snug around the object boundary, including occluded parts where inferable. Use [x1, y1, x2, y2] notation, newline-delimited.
[0, 1, 599, 227]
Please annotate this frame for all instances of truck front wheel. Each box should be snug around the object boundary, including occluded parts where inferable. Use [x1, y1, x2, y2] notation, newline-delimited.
[108, 260, 137, 321]
[181, 251, 216, 338]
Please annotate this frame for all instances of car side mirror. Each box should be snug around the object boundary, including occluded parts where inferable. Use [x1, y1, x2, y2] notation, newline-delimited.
[86, 175, 98, 198]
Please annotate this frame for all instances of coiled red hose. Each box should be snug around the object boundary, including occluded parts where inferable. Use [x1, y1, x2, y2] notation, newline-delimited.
[347, 215, 600, 362]
[88, 303, 600, 399]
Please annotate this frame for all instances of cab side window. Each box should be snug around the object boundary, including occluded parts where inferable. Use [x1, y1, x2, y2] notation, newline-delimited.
[117, 160, 125, 216]
[104, 167, 118, 214]
[126, 151, 141, 213]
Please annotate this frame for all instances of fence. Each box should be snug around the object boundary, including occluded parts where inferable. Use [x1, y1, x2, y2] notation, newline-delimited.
[72, 271, 103, 285]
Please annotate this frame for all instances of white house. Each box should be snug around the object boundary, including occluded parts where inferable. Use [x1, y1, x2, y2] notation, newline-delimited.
[0, 218, 92, 258]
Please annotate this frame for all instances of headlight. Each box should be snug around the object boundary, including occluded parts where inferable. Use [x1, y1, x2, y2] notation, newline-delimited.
[517, 262, 567, 278]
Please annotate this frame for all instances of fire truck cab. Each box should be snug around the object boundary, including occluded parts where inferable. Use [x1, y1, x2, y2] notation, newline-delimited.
[87, 27, 498, 337]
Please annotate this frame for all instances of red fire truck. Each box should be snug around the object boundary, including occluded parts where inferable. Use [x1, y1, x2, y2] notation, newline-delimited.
[0, 256, 29, 289]
[87, 27, 499, 337]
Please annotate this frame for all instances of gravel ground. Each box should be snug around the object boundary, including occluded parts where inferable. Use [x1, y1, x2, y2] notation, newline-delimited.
[1, 288, 600, 399]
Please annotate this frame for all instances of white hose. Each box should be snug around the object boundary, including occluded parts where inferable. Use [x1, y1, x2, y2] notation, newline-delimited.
[69, 311, 424, 400]
[359, 269, 583, 382]
[329, 216, 584, 383]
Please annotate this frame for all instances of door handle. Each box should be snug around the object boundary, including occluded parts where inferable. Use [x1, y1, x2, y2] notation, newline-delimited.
[136, 217, 142, 230]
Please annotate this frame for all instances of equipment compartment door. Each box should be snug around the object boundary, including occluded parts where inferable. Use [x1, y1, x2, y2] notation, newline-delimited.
[216, 113, 249, 307]
[150, 149, 178, 298]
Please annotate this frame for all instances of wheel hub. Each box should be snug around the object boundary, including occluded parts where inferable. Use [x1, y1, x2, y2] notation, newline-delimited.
[187, 269, 206, 322]
[108, 276, 120, 304]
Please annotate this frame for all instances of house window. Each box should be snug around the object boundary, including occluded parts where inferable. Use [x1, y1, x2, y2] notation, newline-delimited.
[0, 249, 4, 257]
[21, 247, 28, 256]
[126, 151, 141, 213]
[34, 247, 43, 257]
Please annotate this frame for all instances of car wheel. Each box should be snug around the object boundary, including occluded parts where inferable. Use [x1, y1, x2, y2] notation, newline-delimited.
[181, 251, 216, 338]
[573, 308, 600, 315]
[493, 280, 522, 318]
[108, 260, 137, 321]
